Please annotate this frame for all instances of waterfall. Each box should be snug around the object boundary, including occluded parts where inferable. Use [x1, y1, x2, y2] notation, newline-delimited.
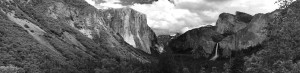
[210, 43, 219, 61]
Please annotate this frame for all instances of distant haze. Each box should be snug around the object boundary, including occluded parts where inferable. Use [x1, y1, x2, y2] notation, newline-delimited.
[85, 0, 279, 35]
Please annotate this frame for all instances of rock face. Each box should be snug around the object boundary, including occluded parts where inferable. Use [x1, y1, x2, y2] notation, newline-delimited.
[102, 8, 159, 54]
[218, 11, 281, 57]
[167, 11, 276, 58]
[159, 1, 300, 72]
[216, 12, 253, 35]
[162, 11, 277, 73]
[157, 35, 173, 47]
[156, 34, 179, 53]
[236, 11, 254, 23]
[41, 0, 158, 54]
[167, 26, 223, 57]
[219, 13, 276, 51]
[0, 0, 158, 72]
[197, 11, 273, 57]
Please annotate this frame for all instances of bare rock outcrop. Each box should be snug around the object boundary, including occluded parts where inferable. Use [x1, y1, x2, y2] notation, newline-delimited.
[102, 8, 159, 54]
[167, 26, 223, 58]
[216, 12, 253, 35]
[219, 11, 281, 56]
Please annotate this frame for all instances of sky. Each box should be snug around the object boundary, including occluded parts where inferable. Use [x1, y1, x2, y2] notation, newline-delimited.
[85, 0, 280, 35]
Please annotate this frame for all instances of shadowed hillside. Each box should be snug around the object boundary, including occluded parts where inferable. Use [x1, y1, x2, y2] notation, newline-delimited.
[0, 0, 160, 73]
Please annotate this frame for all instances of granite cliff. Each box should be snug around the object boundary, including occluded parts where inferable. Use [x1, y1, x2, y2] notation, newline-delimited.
[162, 3, 284, 72]
[0, 0, 159, 72]
[215, 12, 252, 35]
[167, 26, 223, 57]
[101, 8, 159, 54]
[167, 10, 275, 58]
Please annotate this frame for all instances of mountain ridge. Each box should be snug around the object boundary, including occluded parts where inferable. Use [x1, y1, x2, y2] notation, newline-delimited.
[0, 0, 159, 72]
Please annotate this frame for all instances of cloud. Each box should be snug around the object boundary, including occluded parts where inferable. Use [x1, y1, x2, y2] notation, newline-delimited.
[220, 0, 279, 15]
[131, 0, 208, 35]
[132, 0, 279, 35]
[89, 0, 125, 9]
[85, 0, 279, 35]
[86, 0, 96, 6]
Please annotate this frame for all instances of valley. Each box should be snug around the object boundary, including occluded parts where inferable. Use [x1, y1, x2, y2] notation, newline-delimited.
[0, 0, 300, 73]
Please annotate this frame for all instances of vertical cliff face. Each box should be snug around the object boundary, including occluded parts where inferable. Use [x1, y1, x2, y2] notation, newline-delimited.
[40, 0, 159, 55]
[219, 12, 278, 51]
[0, 0, 159, 72]
[102, 8, 159, 54]
[166, 11, 276, 58]
[162, 10, 279, 73]
[167, 26, 224, 58]
[216, 12, 253, 35]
